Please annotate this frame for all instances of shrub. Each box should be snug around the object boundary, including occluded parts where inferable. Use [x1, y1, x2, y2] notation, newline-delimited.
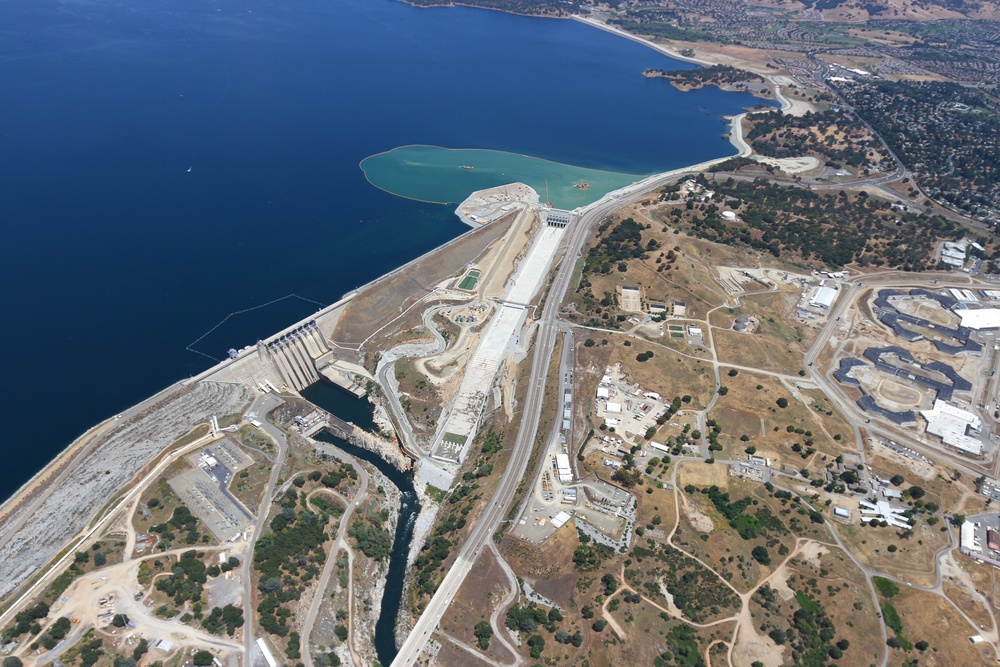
[751, 546, 771, 565]
[873, 577, 899, 598]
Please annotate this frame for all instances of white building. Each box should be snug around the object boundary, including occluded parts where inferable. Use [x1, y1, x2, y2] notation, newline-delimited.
[961, 522, 981, 552]
[810, 285, 838, 309]
[957, 308, 1000, 330]
[949, 288, 979, 303]
[596, 387, 610, 399]
[555, 454, 573, 483]
[606, 402, 622, 414]
[858, 499, 911, 529]
[921, 399, 983, 456]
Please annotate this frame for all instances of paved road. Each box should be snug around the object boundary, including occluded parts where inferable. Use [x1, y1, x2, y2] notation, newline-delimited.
[390, 165, 708, 667]
[0, 427, 217, 629]
[803, 274, 1000, 478]
[242, 393, 288, 667]
[301, 449, 369, 667]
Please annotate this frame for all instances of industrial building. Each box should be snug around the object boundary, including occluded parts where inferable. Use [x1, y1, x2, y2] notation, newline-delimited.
[858, 499, 911, 529]
[939, 240, 968, 267]
[554, 454, 573, 483]
[956, 308, 1000, 330]
[962, 522, 980, 552]
[920, 399, 983, 456]
[810, 284, 839, 309]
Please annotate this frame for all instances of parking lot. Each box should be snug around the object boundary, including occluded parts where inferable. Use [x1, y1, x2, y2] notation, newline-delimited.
[963, 512, 1000, 564]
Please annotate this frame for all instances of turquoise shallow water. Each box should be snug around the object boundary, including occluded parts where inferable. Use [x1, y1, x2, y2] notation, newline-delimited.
[361, 145, 646, 208]
[0, 0, 764, 502]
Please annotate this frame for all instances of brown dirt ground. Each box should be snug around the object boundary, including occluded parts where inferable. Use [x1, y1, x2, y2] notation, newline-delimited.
[635, 480, 679, 531]
[588, 605, 732, 667]
[332, 217, 512, 348]
[432, 640, 494, 667]
[888, 587, 995, 666]
[437, 547, 517, 666]
[835, 518, 950, 581]
[709, 372, 851, 465]
[676, 482, 798, 593]
[678, 461, 730, 490]
[943, 581, 995, 631]
[608, 339, 717, 410]
[501, 520, 580, 606]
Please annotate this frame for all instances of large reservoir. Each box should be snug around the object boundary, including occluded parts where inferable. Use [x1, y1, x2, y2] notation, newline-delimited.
[0, 0, 762, 500]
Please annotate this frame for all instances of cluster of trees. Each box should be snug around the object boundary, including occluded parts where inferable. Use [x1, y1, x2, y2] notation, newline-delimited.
[1, 601, 49, 642]
[573, 530, 615, 572]
[348, 517, 393, 561]
[254, 489, 329, 636]
[695, 485, 789, 540]
[664, 176, 962, 270]
[657, 623, 703, 666]
[744, 109, 883, 168]
[504, 604, 581, 657]
[584, 217, 655, 276]
[201, 604, 244, 636]
[628, 542, 740, 623]
[834, 78, 1000, 220]
[646, 64, 763, 89]
[473, 621, 492, 650]
[149, 504, 202, 547]
[155, 550, 208, 605]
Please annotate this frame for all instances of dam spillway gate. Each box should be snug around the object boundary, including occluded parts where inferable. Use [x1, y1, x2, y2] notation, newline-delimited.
[264, 320, 330, 391]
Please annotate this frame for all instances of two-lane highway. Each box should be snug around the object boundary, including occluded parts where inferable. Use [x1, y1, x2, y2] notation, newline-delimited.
[390, 171, 698, 667]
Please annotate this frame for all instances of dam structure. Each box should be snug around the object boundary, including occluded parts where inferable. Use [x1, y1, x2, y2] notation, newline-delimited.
[432, 208, 573, 464]
[265, 320, 327, 390]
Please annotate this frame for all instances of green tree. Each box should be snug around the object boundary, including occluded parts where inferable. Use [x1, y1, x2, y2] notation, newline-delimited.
[3, 658, 24, 667]
[192, 652, 215, 667]
[473, 622, 492, 650]
[776, 397, 788, 408]
[751, 546, 771, 565]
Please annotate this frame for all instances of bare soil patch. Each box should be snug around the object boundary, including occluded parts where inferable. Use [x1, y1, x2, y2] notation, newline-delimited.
[438, 548, 516, 666]
[332, 218, 511, 348]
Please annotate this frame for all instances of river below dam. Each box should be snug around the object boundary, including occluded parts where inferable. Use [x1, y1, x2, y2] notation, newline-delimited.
[0, 0, 766, 503]
[301, 381, 419, 667]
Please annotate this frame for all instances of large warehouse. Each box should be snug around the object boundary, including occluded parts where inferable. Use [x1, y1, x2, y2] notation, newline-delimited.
[957, 308, 1000, 330]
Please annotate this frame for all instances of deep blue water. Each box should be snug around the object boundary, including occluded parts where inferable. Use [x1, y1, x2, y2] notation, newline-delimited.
[0, 0, 762, 502]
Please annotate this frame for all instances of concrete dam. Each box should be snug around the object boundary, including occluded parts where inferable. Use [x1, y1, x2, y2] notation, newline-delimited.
[265, 320, 327, 390]
[197, 294, 370, 397]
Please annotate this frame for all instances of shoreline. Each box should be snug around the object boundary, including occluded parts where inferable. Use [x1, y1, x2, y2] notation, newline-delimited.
[570, 15, 717, 67]
[0, 6, 760, 617]
[0, 118, 754, 602]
